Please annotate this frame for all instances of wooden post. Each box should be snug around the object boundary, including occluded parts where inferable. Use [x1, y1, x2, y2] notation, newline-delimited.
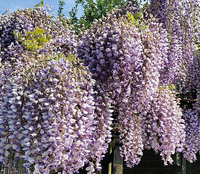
[182, 154, 186, 174]
[113, 146, 123, 174]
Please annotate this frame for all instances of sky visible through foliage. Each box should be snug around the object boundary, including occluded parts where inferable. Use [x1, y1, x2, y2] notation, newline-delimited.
[0, 0, 83, 17]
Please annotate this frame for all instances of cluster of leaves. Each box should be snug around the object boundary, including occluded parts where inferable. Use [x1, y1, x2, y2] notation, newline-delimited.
[58, 0, 65, 17]
[14, 27, 51, 51]
[68, 0, 129, 33]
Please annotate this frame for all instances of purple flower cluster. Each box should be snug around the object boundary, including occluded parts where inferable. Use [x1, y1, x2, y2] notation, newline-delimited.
[89, 88, 113, 172]
[150, 0, 199, 85]
[0, 62, 23, 168]
[183, 51, 200, 162]
[146, 87, 185, 165]
[0, 6, 112, 174]
[0, 6, 77, 63]
[78, 8, 185, 167]
[150, 1, 200, 163]
[1, 1, 200, 172]
[183, 109, 200, 162]
[18, 58, 97, 173]
[0, 53, 110, 173]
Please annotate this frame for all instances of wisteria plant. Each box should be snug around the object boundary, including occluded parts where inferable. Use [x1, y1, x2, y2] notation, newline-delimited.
[0, 4, 112, 174]
[0, 0, 200, 173]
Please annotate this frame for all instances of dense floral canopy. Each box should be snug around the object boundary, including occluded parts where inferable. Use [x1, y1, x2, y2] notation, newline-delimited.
[0, 0, 200, 173]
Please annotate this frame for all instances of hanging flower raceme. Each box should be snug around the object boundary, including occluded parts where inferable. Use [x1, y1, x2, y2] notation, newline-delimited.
[78, 6, 184, 167]
[0, 6, 112, 174]
[183, 109, 200, 162]
[0, 51, 107, 173]
[183, 62, 200, 162]
[0, 61, 24, 167]
[149, 0, 200, 164]
[150, 0, 200, 86]
[19, 57, 98, 174]
[146, 87, 185, 165]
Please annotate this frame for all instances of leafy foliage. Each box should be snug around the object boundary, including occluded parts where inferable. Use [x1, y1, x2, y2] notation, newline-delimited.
[14, 27, 51, 51]
[58, 0, 65, 17]
[68, 0, 128, 32]
[34, 0, 44, 8]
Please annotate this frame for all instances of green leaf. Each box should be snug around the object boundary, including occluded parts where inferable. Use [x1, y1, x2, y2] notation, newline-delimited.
[34, 1, 44, 8]
[135, 11, 143, 20]
[28, 31, 34, 35]
[34, 3, 39, 8]
[35, 27, 46, 34]
[14, 30, 21, 38]
[27, 43, 34, 50]
[130, 14, 135, 23]
[26, 40, 33, 43]
[41, 0, 44, 7]
[127, 11, 135, 25]
[169, 84, 175, 91]
[14, 27, 51, 51]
